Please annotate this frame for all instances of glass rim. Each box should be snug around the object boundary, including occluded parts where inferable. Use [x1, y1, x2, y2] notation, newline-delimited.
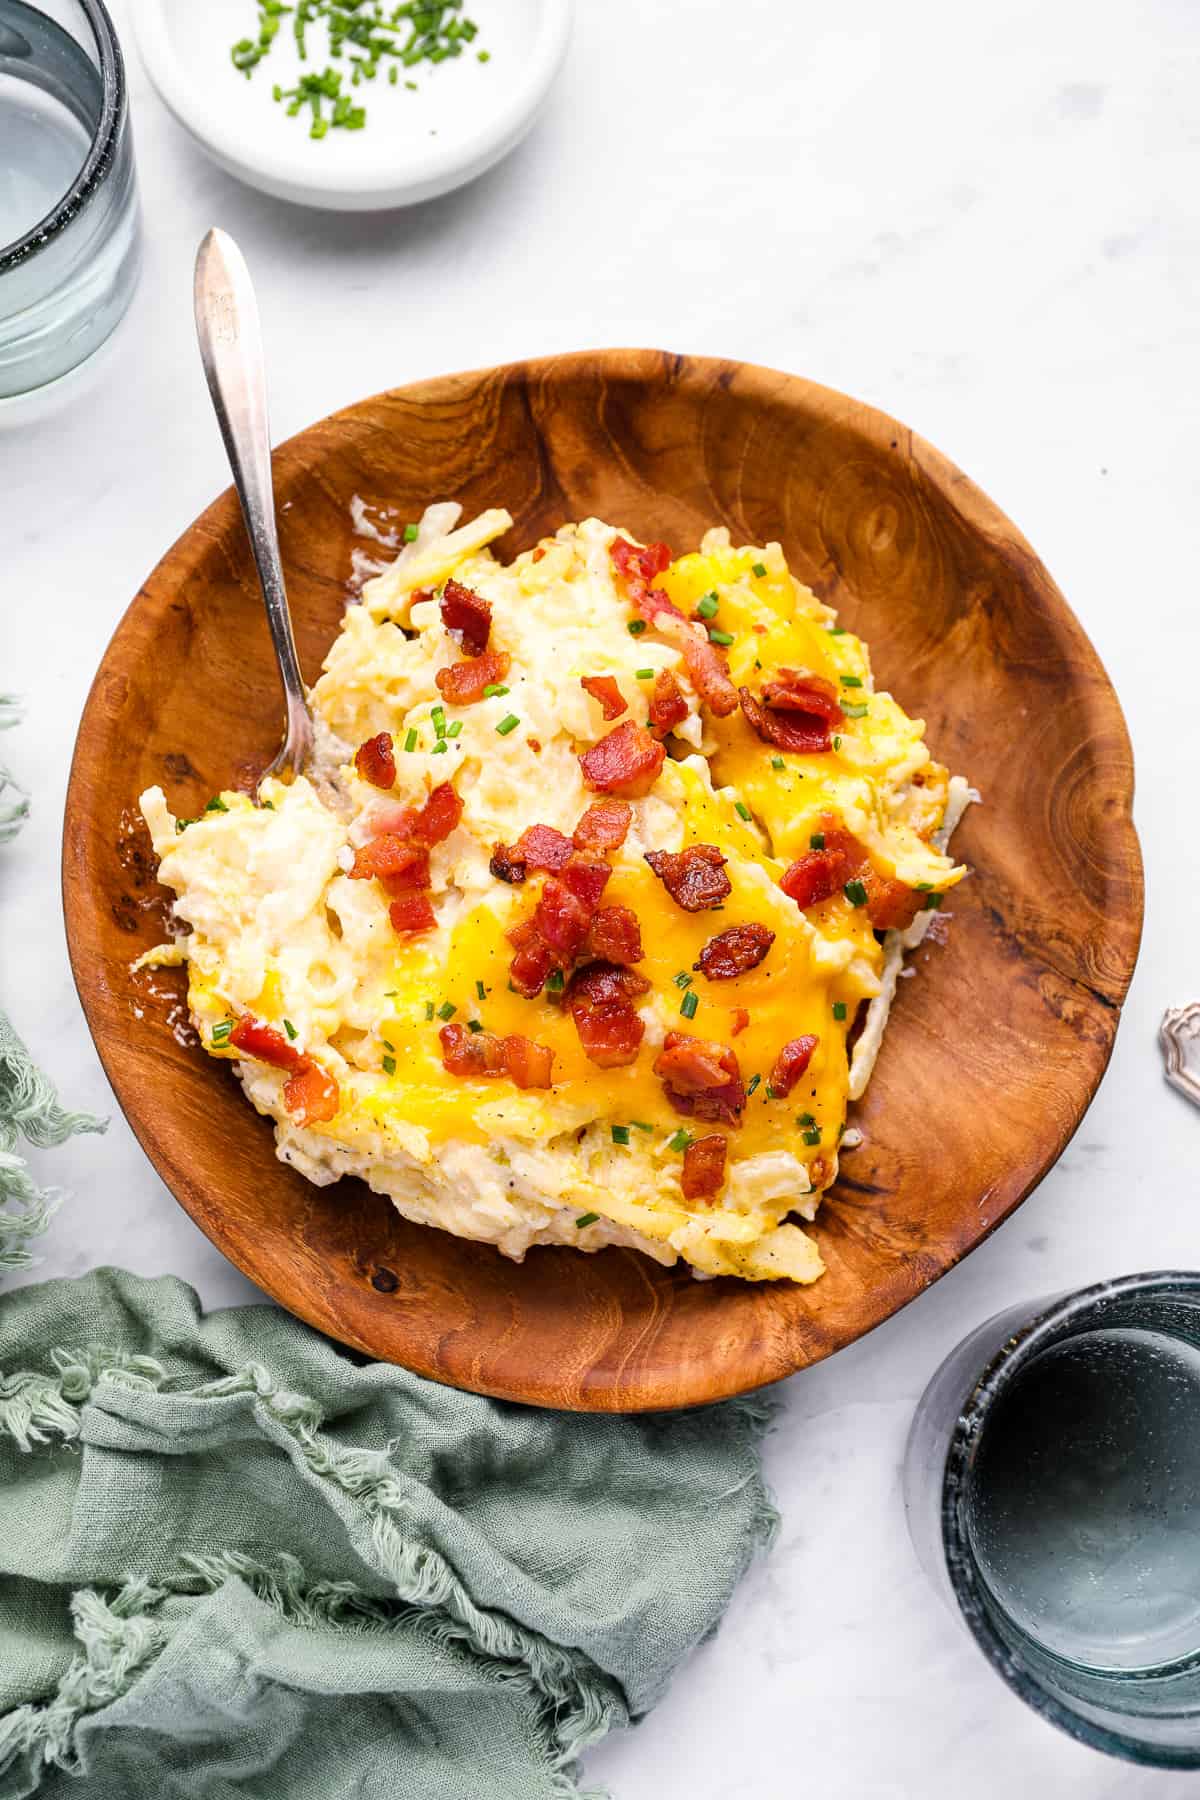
[0, 0, 126, 273]
[941, 1269, 1200, 1769]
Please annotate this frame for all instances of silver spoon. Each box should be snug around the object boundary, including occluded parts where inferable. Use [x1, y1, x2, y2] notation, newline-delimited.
[193, 227, 315, 789]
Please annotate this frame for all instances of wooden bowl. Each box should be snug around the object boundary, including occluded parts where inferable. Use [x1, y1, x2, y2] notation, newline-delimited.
[64, 351, 1143, 1411]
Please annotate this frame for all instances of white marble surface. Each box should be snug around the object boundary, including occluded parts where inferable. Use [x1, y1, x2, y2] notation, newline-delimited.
[3, 0, 1199, 1791]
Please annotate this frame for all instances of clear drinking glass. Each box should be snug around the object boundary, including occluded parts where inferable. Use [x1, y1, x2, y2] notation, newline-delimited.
[0, 0, 141, 399]
[904, 1272, 1200, 1767]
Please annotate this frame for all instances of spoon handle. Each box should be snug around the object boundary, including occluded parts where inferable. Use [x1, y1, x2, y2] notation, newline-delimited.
[193, 227, 314, 782]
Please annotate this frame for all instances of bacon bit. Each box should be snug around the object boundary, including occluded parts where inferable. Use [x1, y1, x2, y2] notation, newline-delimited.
[228, 1017, 339, 1126]
[439, 1022, 507, 1077]
[567, 962, 650, 1067]
[366, 802, 418, 838]
[585, 904, 643, 965]
[644, 844, 731, 911]
[762, 669, 843, 722]
[509, 933, 557, 999]
[435, 648, 511, 706]
[527, 878, 592, 960]
[681, 1134, 728, 1201]
[413, 781, 463, 846]
[282, 1061, 339, 1126]
[580, 675, 627, 721]
[511, 823, 573, 873]
[439, 578, 492, 655]
[695, 922, 775, 980]
[489, 843, 527, 884]
[230, 1016, 303, 1071]
[779, 820, 860, 909]
[863, 872, 926, 932]
[609, 539, 739, 717]
[752, 623, 768, 635]
[560, 852, 611, 910]
[573, 800, 632, 851]
[769, 1035, 819, 1097]
[349, 836, 424, 885]
[654, 1031, 745, 1124]
[389, 894, 436, 933]
[739, 688, 834, 755]
[354, 732, 396, 790]
[503, 1034, 555, 1090]
[647, 669, 689, 736]
[532, 546, 546, 563]
[578, 720, 665, 797]
[729, 1008, 750, 1036]
[527, 738, 542, 753]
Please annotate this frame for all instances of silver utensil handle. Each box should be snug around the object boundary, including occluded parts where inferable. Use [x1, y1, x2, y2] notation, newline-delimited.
[193, 228, 313, 774]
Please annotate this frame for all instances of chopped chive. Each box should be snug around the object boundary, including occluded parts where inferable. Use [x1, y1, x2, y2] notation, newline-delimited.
[405, 78, 417, 90]
[797, 1111, 816, 1128]
[431, 706, 446, 736]
[765, 1085, 780, 1100]
[667, 1129, 692, 1153]
[475, 980, 487, 1000]
[747, 1073, 761, 1095]
[283, 1018, 298, 1040]
[403, 522, 418, 543]
[840, 675, 863, 688]
[635, 668, 655, 680]
[627, 620, 647, 636]
[467, 1019, 483, 1033]
[680, 989, 699, 1020]
[204, 795, 229, 813]
[630, 1120, 654, 1132]
[261, 799, 276, 810]
[810, 832, 825, 850]
[211, 1020, 233, 1045]
[547, 969, 565, 994]
[431, 741, 448, 754]
[833, 1001, 848, 1021]
[424, 1000, 435, 1021]
[751, 562, 767, 578]
[833, 735, 842, 750]
[844, 878, 869, 907]
[673, 971, 693, 989]
[802, 1127, 821, 1146]
[576, 1211, 599, 1228]
[771, 755, 786, 771]
[382, 1053, 396, 1075]
[921, 892, 943, 910]
[611, 1125, 630, 1145]
[477, 48, 490, 61]
[389, 63, 398, 83]
[175, 817, 200, 833]
[495, 714, 520, 736]
[696, 593, 719, 619]
[916, 881, 933, 891]
[437, 1001, 456, 1020]
[708, 628, 735, 646]
[482, 683, 509, 698]
[382, 1038, 394, 1052]
[404, 728, 418, 752]
[828, 625, 847, 636]
[734, 800, 752, 822]
[445, 719, 463, 738]
[842, 703, 868, 719]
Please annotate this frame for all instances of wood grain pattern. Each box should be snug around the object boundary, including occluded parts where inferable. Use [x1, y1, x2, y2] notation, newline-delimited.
[62, 351, 1143, 1411]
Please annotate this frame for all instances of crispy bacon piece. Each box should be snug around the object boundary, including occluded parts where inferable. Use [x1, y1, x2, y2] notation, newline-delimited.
[508, 932, 557, 999]
[580, 675, 627, 721]
[862, 873, 926, 932]
[229, 1017, 339, 1126]
[769, 1035, 819, 1097]
[644, 843, 731, 911]
[573, 800, 631, 851]
[609, 539, 739, 717]
[413, 782, 463, 846]
[739, 688, 834, 755]
[695, 922, 775, 980]
[578, 720, 665, 797]
[681, 1134, 728, 1202]
[729, 1008, 750, 1036]
[560, 852, 611, 910]
[388, 894, 436, 934]
[567, 963, 650, 1068]
[439, 578, 492, 655]
[779, 821, 860, 910]
[434, 648, 511, 706]
[229, 1016, 303, 1071]
[530, 878, 592, 959]
[349, 836, 425, 886]
[489, 844, 527, 884]
[354, 732, 396, 790]
[654, 1031, 745, 1124]
[503, 1034, 555, 1090]
[762, 669, 843, 722]
[512, 823, 573, 873]
[283, 1062, 340, 1125]
[647, 669, 689, 736]
[585, 904, 643, 966]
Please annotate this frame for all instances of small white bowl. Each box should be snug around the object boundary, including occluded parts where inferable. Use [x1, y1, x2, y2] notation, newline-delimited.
[131, 0, 571, 211]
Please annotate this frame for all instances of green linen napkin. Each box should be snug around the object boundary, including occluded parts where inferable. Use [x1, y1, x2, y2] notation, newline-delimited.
[0, 1269, 776, 1799]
